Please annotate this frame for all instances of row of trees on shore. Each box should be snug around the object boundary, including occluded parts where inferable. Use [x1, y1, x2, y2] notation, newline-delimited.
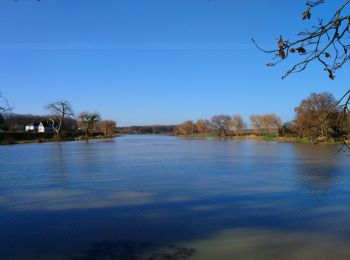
[0, 100, 117, 139]
[176, 92, 350, 139]
[1, 92, 349, 140]
[176, 114, 282, 137]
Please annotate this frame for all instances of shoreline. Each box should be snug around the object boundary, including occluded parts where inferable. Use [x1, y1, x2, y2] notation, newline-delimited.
[178, 133, 349, 145]
[0, 134, 118, 145]
[1, 133, 348, 145]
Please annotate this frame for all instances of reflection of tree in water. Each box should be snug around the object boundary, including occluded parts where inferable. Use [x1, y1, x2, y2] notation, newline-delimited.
[291, 145, 341, 196]
[71, 240, 195, 260]
[296, 166, 338, 196]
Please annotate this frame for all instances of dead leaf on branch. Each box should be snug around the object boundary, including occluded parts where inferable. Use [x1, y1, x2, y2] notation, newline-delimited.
[290, 47, 306, 54]
[327, 69, 335, 80]
[302, 10, 312, 20]
[278, 36, 286, 59]
[296, 47, 307, 54]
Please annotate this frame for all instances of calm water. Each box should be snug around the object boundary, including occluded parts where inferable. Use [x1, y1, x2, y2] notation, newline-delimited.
[0, 135, 350, 259]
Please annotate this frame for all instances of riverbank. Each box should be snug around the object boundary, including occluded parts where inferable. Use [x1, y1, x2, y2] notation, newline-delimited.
[179, 133, 349, 145]
[0, 132, 117, 145]
[2, 132, 348, 145]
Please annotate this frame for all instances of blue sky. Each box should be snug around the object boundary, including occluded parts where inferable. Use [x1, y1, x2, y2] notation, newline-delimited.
[0, 0, 348, 126]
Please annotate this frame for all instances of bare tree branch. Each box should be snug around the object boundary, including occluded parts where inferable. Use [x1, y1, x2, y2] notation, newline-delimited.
[253, 0, 350, 79]
[0, 92, 13, 112]
[253, 0, 350, 149]
[45, 100, 74, 138]
[78, 111, 101, 138]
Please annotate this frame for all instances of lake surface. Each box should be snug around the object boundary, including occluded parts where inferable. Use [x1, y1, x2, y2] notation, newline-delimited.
[1, 135, 350, 259]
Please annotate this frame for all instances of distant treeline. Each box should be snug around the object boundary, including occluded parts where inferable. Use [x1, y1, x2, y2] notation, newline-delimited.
[176, 92, 350, 140]
[117, 125, 176, 134]
[1, 92, 350, 142]
[0, 114, 117, 145]
[0, 113, 116, 135]
[1, 113, 77, 132]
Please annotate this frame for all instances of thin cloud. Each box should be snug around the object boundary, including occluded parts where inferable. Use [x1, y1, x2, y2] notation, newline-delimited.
[0, 42, 254, 51]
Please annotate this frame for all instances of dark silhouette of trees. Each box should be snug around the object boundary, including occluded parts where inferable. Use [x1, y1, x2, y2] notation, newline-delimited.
[117, 125, 176, 134]
[0, 113, 4, 130]
[1, 113, 77, 132]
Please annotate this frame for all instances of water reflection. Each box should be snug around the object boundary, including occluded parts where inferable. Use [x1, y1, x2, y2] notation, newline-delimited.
[290, 144, 342, 196]
[188, 228, 350, 260]
[71, 241, 195, 260]
[0, 135, 349, 259]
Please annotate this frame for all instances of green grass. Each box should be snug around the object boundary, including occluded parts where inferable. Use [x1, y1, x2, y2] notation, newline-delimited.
[178, 133, 346, 144]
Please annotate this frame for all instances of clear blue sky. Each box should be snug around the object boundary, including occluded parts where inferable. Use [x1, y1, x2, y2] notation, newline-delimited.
[0, 0, 348, 126]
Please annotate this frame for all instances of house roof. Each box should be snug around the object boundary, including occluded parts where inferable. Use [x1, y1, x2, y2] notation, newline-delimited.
[27, 122, 40, 127]
[40, 121, 53, 128]
[26, 122, 53, 128]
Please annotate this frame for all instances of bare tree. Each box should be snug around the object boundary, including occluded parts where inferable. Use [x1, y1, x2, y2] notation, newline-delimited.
[261, 114, 272, 136]
[260, 114, 282, 137]
[99, 120, 117, 136]
[230, 115, 244, 136]
[79, 111, 101, 138]
[195, 119, 211, 134]
[176, 120, 195, 136]
[270, 114, 282, 137]
[250, 115, 263, 136]
[0, 92, 13, 112]
[46, 100, 74, 138]
[211, 115, 231, 136]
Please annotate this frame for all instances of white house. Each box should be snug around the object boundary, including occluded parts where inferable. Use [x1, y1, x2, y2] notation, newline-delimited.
[25, 122, 39, 132]
[38, 122, 54, 133]
[25, 122, 54, 133]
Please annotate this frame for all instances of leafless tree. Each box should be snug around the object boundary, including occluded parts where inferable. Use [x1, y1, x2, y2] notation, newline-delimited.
[261, 114, 282, 137]
[176, 120, 195, 136]
[79, 111, 101, 138]
[230, 115, 244, 136]
[99, 120, 117, 136]
[250, 115, 263, 136]
[0, 92, 13, 113]
[211, 115, 231, 136]
[46, 100, 74, 138]
[270, 114, 283, 137]
[195, 119, 211, 134]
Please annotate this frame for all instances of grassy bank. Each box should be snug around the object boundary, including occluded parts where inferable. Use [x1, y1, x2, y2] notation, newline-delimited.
[0, 132, 117, 145]
[179, 133, 348, 144]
